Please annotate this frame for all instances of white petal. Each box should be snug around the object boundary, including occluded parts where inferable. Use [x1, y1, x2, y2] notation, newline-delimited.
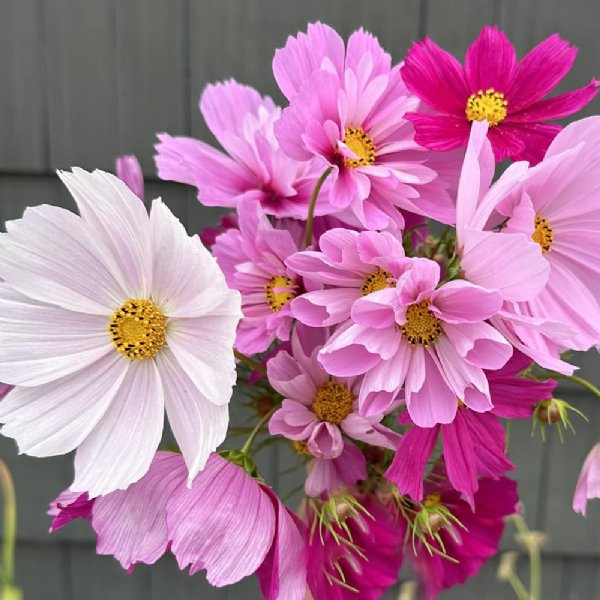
[165, 306, 239, 407]
[0, 204, 127, 314]
[72, 359, 164, 497]
[0, 352, 128, 456]
[58, 168, 153, 298]
[0, 284, 113, 385]
[156, 349, 228, 483]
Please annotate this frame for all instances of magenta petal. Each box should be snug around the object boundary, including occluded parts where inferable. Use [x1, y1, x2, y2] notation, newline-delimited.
[487, 124, 527, 161]
[385, 424, 438, 501]
[256, 486, 307, 600]
[464, 26, 517, 93]
[508, 34, 578, 110]
[168, 454, 276, 586]
[510, 122, 563, 164]
[402, 38, 469, 114]
[92, 452, 186, 571]
[48, 490, 93, 533]
[406, 112, 471, 152]
[115, 155, 144, 201]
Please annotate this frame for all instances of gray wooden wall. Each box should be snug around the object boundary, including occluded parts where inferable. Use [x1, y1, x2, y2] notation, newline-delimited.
[1, 1, 600, 598]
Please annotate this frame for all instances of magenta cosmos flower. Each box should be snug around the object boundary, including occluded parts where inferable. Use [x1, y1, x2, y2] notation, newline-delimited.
[287, 228, 411, 328]
[212, 198, 302, 354]
[305, 494, 406, 600]
[387, 351, 555, 507]
[573, 442, 600, 516]
[49, 452, 307, 599]
[268, 325, 399, 493]
[273, 22, 461, 229]
[319, 257, 511, 426]
[155, 79, 324, 219]
[410, 465, 518, 599]
[0, 169, 241, 496]
[402, 25, 599, 163]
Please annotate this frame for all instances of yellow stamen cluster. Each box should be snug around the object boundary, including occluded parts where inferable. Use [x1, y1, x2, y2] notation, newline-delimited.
[312, 381, 354, 425]
[424, 492, 442, 507]
[531, 215, 554, 254]
[109, 299, 167, 360]
[344, 126, 376, 168]
[401, 300, 443, 346]
[265, 275, 297, 312]
[292, 440, 311, 456]
[361, 267, 395, 296]
[465, 88, 508, 127]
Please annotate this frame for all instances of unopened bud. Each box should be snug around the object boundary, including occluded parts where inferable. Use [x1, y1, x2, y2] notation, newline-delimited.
[536, 399, 560, 423]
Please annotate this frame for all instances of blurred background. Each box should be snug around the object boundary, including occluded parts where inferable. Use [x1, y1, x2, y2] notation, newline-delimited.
[1, 0, 600, 598]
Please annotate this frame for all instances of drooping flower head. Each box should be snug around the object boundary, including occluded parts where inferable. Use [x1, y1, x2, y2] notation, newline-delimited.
[0, 169, 242, 496]
[402, 25, 599, 163]
[212, 198, 301, 354]
[155, 79, 325, 219]
[274, 22, 461, 229]
[319, 257, 511, 425]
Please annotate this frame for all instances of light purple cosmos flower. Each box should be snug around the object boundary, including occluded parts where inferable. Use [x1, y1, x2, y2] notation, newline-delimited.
[286, 228, 411, 328]
[319, 257, 511, 426]
[273, 22, 461, 229]
[573, 442, 600, 516]
[155, 79, 325, 219]
[115, 154, 144, 201]
[212, 198, 301, 354]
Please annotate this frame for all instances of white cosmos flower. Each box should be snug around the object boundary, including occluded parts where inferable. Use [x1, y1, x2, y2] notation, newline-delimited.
[0, 168, 242, 497]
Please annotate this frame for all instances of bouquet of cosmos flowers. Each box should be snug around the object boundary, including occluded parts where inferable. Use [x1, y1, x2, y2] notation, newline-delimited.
[2, 22, 600, 600]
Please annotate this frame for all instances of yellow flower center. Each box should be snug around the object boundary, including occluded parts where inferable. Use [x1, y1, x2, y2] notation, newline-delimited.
[401, 300, 443, 346]
[312, 381, 354, 425]
[292, 440, 311, 456]
[531, 215, 554, 254]
[265, 275, 297, 312]
[344, 126, 376, 168]
[361, 267, 395, 296]
[465, 88, 508, 127]
[424, 492, 442, 507]
[109, 299, 167, 360]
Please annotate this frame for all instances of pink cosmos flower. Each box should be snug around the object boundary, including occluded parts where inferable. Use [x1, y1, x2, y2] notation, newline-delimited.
[319, 257, 511, 426]
[305, 494, 406, 599]
[115, 154, 144, 200]
[494, 116, 600, 353]
[454, 120, 574, 374]
[273, 23, 461, 229]
[49, 452, 307, 599]
[410, 467, 519, 599]
[155, 79, 324, 219]
[212, 198, 301, 354]
[268, 324, 399, 494]
[573, 442, 600, 516]
[402, 25, 599, 163]
[286, 228, 411, 328]
[0, 169, 242, 496]
[386, 351, 556, 507]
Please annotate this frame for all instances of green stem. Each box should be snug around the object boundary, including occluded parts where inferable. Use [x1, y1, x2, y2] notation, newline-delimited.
[304, 167, 333, 248]
[512, 515, 542, 600]
[241, 406, 278, 455]
[428, 225, 452, 258]
[0, 460, 16, 588]
[545, 372, 600, 399]
[506, 572, 530, 600]
[234, 350, 267, 375]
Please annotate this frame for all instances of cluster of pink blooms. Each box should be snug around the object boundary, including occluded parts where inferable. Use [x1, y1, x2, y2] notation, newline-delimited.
[3, 22, 600, 599]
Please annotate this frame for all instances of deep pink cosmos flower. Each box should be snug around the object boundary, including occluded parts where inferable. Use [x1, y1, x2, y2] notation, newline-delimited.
[573, 442, 600, 516]
[410, 466, 519, 599]
[212, 198, 302, 354]
[305, 494, 406, 599]
[287, 229, 411, 328]
[268, 324, 399, 494]
[319, 257, 511, 425]
[402, 25, 599, 163]
[155, 79, 324, 219]
[273, 23, 461, 229]
[386, 352, 556, 507]
[49, 452, 307, 599]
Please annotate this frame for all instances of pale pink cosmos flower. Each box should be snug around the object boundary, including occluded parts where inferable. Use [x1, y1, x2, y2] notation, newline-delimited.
[273, 22, 462, 229]
[155, 79, 325, 219]
[319, 257, 511, 426]
[573, 442, 600, 516]
[49, 451, 307, 599]
[0, 169, 242, 496]
[286, 228, 411, 328]
[115, 154, 144, 201]
[212, 198, 301, 354]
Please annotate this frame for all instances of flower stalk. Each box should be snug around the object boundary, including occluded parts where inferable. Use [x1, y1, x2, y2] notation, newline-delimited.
[0, 460, 20, 600]
[304, 167, 332, 248]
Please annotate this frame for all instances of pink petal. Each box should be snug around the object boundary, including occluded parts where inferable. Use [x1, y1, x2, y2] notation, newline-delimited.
[573, 443, 600, 516]
[308, 421, 344, 459]
[290, 288, 359, 327]
[341, 413, 400, 450]
[431, 280, 502, 323]
[405, 112, 471, 152]
[115, 155, 144, 201]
